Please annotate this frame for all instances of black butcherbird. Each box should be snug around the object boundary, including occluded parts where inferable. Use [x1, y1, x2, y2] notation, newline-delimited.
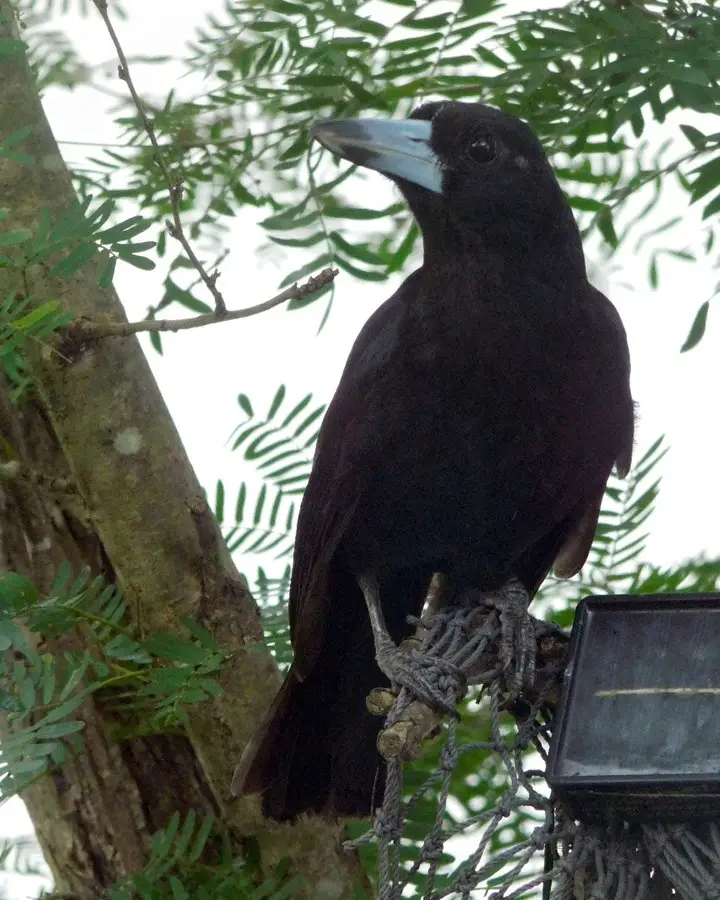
[233, 102, 635, 821]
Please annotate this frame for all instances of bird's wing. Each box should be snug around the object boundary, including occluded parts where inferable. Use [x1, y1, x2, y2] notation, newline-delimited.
[552, 489, 605, 579]
[553, 285, 635, 578]
[287, 274, 419, 677]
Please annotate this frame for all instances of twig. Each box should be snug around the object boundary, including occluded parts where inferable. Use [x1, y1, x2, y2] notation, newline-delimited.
[63, 267, 339, 341]
[90, 0, 229, 316]
[145, 249, 230, 321]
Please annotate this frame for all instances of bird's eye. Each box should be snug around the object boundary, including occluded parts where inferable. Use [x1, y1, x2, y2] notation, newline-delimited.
[467, 134, 496, 165]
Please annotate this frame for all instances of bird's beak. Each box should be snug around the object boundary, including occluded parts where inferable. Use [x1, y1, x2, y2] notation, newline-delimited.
[309, 118, 443, 194]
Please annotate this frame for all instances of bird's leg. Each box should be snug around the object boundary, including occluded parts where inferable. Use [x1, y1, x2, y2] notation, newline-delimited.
[357, 573, 466, 717]
[487, 577, 536, 695]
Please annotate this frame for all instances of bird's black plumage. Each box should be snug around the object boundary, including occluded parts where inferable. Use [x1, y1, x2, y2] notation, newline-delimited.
[233, 101, 635, 820]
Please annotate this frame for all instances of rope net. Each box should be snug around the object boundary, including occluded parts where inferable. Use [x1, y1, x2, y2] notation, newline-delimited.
[344, 599, 720, 900]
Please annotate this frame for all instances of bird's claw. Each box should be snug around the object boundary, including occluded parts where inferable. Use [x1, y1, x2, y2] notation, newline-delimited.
[488, 579, 536, 697]
[374, 638, 467, 718]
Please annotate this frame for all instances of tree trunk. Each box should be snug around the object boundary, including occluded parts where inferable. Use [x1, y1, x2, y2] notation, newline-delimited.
[0, 7, 366, 897]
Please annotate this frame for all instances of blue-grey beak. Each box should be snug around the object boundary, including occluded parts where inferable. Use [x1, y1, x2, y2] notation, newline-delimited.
[309, 118, 443, 195]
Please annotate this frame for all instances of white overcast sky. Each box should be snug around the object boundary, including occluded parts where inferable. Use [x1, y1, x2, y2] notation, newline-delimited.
[3, 0, 720, 895]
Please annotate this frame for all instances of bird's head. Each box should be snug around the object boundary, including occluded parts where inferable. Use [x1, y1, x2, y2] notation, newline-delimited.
[310, 101, 584, 276]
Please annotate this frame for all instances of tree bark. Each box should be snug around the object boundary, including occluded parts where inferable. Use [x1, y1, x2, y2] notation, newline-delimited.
[0, 7, 366, 897]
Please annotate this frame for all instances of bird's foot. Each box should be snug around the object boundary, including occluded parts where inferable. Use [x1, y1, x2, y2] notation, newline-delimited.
[374, 635, 467, 717]
[357, 571, 467, 718]
[485, 578, 536, 697]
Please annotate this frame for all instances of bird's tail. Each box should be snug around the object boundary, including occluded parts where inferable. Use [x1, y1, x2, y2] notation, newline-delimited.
[232, 578, 387, 820]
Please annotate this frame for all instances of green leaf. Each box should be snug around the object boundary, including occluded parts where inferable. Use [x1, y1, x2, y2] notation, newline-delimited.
[150, 330, 163, 355]
[86, 198, 116, 230]
[116, 251, 156, 271]
[648, 253, 658, 289]
[103, 635, 150, 663]
[667, 66, 712, 88]
[60, 653, 92, 701]
[180, 688, 207, 702]
[278, 253, 333, 289]
[680, 124, 707, 150]
[0, 39, 26, 61]
[12, 300, 64, 331]
[97, 216, 153, 243]
[139, 669, 188, 695]
[289, 73, 346, 88]
[11, 758, 47, 774]
[270, 232, 326, 249]
[596, 207, 618, 249]
[36, 694, 85, 725]
[330, 232, 383, 265]
[680, 301, 709, 353]
[120, 241, 156, 254]
[152, 811, 180, 859]
[196, 677, 221, 696]
[51, 243, 96, 277]
[179, 617, 222, 652]
[401, 12, 449, 29]
[0, 690, 23, 712]
[691, 157, 720, 204]
[336, 255, 387, 282]
[35, 720, 84, 739]
[163, 278, 212, 314]
[143, 633, 211, 666]
[568, 196, 605, 213]
[253, 484, 267, 525]
[41, 661, 56, 706]
[703, 191, 720, 220]
[474, 45, 506, 69]
[267, 385, 286, 419]
[238, 393, 253, 417]
[0, 572, 37, 612]
[97, 253, 117, 288]
[0, 125, 34, 165]
[215, 480, 225, 524]
[0, 229, 32, 246]
[188, 814, 214, 861]
[0, 125, 33, 149]
[261, 200, 313, 231]
[170, 809, 197, 863]
[0, 620, 37, 662]
[323, 202, 404, 220]
[169, 877, 189, 900]
[235, 483, 246, 522]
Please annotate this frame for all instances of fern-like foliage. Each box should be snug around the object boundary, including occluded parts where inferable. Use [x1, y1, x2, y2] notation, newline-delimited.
[219, 385, 325, 561]
[0, 834, 49, 881]
[231, 385, 325, 494]
[0, 564, 230, 798]
[0, 290, 73, 399]
[221, 386, 326, 666]
[254, 566, 293, 672]
[0, 189, 159, 400]
[588, 435, 668, 589]
[220, 482, 296, 559]
[109, 810, 304, 900]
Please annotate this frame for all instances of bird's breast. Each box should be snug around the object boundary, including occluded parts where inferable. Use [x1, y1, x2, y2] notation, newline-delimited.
[339, 284, 627, 580]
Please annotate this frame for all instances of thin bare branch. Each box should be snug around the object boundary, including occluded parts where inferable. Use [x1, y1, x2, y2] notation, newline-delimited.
[64, 267, 339, 341]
